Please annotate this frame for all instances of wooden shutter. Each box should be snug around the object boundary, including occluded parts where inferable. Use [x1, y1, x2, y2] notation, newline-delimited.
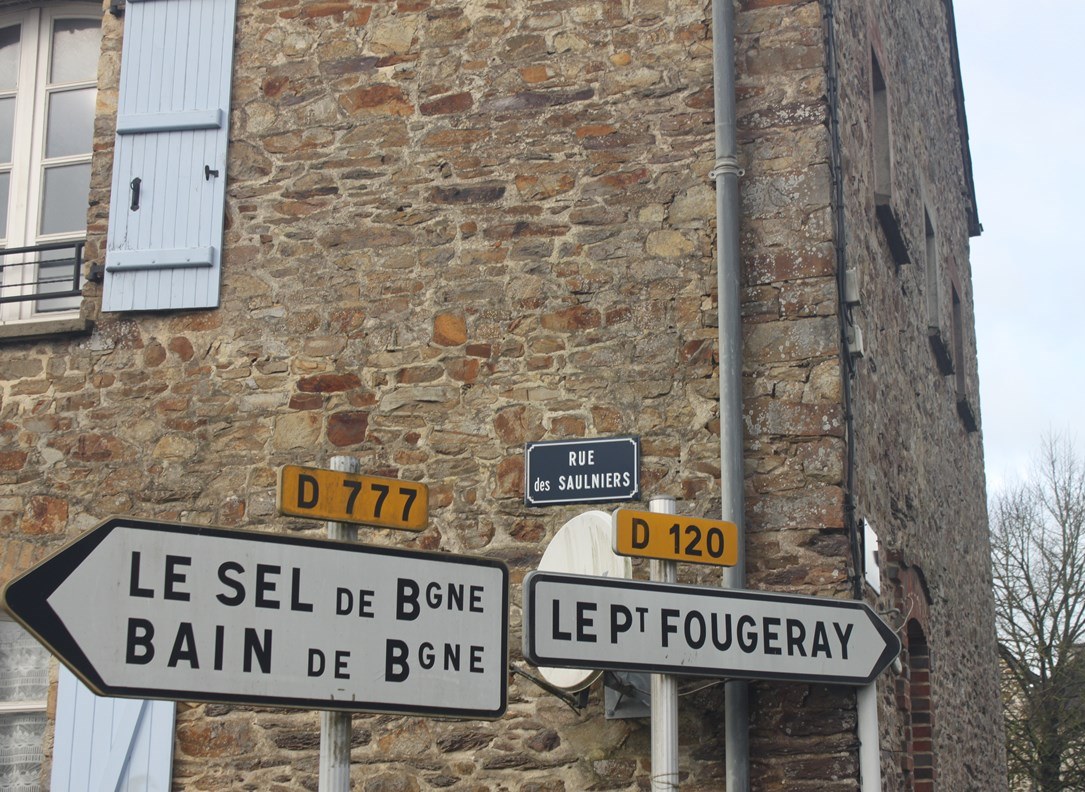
[101, 0, 237, 312]
[50, 667, 175, 792]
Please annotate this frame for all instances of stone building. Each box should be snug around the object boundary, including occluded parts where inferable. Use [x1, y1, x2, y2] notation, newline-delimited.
[0, 0, 1007, 788]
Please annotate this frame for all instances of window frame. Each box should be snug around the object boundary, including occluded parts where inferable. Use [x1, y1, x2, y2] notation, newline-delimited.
[870, 42, 909, 265]
[924, 204, 954, 376]
[0, 2, 100, 328]
[0, 612, 51, 790]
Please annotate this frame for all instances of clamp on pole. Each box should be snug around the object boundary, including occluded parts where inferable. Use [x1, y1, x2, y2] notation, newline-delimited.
[710, 155, 744, 180]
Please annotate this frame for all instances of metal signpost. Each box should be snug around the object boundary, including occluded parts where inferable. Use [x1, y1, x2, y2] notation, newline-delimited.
[320, 456, 358, 792]
[646, 497, 679, 792]
[2, 516, 508, 719]
[524, 436, 640, 506]
[522, 572, 900, 686]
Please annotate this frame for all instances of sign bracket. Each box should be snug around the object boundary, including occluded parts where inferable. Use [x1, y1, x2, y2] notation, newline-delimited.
[508, 663, 589, 714]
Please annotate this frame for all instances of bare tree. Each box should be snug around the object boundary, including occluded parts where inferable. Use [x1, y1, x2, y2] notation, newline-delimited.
[991, 435, 1085, 791]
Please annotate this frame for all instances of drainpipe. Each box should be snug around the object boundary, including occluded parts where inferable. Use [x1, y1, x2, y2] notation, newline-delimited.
[710, 0, 749, 789]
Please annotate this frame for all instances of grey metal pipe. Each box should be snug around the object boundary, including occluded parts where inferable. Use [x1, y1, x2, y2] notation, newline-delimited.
[710, 0, 750, 788]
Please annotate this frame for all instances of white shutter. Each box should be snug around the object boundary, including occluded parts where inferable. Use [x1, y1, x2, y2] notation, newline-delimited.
[50, 667, 175, 792]
[101, 0, 237, 312]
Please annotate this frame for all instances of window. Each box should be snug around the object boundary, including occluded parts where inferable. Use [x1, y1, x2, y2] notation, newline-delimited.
[0, 613, 176, 791]
[872, 50, 891, 206]
[0, 5, 99, 326]
[871, 46, 909, 265]
[0, 615, 50, 791]
[952, 284, 978, 432]
[925, 207, 953, 375]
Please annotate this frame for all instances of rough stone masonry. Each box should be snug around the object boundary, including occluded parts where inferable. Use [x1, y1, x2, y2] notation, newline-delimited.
[0, 0, 1006, 789]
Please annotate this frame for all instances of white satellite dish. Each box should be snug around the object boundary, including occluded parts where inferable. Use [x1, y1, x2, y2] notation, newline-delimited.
[535, 510, 632, 691]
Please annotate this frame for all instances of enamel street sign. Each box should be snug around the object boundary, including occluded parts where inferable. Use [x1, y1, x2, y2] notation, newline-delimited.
[522, 571, 900, 686]
[2, 517, 507, 719]
[277, 465, 428, 531]
[524, 436, 640, 506]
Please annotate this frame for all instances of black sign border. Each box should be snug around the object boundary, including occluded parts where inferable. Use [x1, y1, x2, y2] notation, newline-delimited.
[2, 516, 509, 720]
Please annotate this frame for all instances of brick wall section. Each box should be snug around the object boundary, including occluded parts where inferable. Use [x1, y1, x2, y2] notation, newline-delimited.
[908, 633, 935, 792]
[0, 0, 1006, 788]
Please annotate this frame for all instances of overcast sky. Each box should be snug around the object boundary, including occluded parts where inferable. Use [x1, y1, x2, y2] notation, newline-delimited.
[953, 0, 1085, 493]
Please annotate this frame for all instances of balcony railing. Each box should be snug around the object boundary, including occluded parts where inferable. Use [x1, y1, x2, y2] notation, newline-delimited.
[0, 241, 84, 310]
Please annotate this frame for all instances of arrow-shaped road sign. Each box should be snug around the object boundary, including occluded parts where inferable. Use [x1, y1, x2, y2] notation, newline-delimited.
[2, 517, 508, 719]
[523, 571, 900, 686]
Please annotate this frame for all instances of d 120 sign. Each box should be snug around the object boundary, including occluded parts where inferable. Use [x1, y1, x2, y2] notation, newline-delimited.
[612, 508, 738, 567]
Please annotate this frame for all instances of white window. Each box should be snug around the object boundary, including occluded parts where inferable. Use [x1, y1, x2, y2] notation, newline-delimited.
[0, 615, 50, 791]
[0, 5, 100, 325]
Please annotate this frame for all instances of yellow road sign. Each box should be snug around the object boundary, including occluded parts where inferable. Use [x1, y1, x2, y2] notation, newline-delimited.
[278, 465, 428, 531]
[612, 508, 738, 566]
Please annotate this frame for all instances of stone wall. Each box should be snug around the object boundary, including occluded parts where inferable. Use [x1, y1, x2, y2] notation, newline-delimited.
[0, 0, 1006, 788]
[830, 0, 1007, 788]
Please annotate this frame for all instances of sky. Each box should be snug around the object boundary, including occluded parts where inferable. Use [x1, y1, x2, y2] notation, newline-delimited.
[953, 1, 1085, 494]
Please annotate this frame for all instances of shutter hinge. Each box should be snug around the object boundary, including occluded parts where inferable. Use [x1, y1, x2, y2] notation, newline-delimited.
[108, 0, 125, 16]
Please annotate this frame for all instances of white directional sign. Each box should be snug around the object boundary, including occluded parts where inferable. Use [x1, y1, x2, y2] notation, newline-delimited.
[522, 572, 900, 686]
[2, 517, 508, 719]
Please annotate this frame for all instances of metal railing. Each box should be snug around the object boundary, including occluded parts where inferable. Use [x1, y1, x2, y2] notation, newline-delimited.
[0, 241, 85, 309]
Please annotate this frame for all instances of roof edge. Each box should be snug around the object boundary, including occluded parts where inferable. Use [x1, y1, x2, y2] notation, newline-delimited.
[943, 0, 982, 237]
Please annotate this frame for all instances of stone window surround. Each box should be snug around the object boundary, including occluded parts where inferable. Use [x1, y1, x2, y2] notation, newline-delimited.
[925, 204, 954, 376]
[920, 197, 978, 432]
[870, 28, 909, 265]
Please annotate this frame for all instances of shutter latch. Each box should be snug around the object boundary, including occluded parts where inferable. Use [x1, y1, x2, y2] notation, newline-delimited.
[205, 165, 220, 180]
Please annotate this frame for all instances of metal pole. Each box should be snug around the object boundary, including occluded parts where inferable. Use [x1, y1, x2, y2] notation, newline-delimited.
[857, 683, 883, 792]
[649, 495, 679, 792]
[319, 455, 358, 792]
[710, 0, 750, 787]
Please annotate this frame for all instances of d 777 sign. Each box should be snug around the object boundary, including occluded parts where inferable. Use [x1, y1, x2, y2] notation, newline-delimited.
[277, 465, 428, 531]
